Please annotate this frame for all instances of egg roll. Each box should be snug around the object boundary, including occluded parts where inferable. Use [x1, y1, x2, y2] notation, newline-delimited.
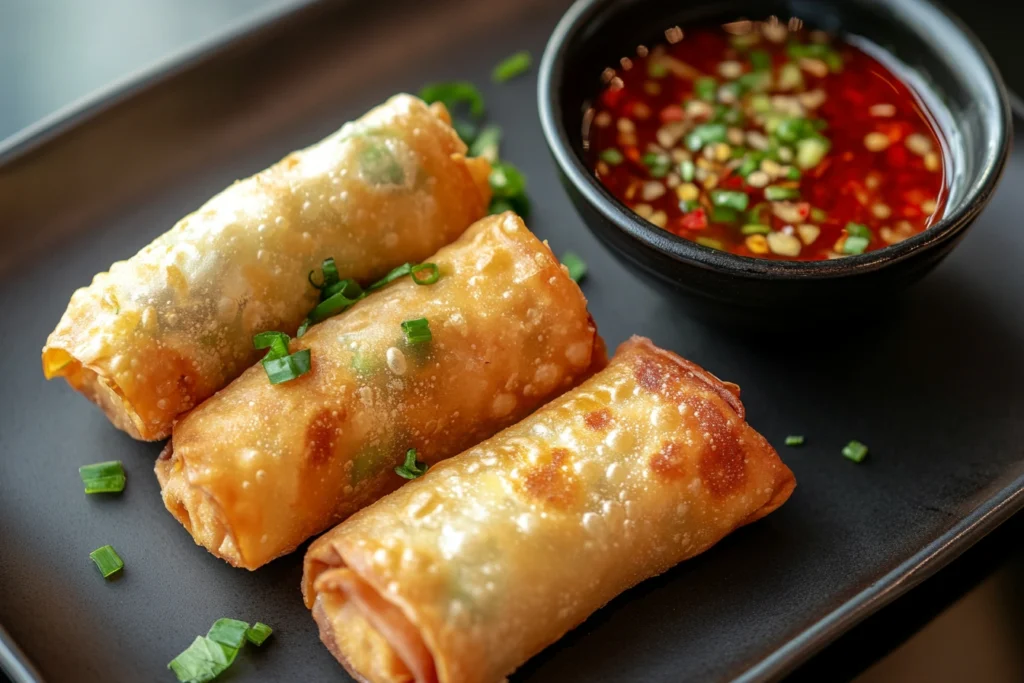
[42, 94, 492, 440]
[156, 212, 605, 570]
[302, 336, 796, 683]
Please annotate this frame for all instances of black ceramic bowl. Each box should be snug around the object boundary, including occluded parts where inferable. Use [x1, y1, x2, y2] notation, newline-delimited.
[538, 0, 1012, 315]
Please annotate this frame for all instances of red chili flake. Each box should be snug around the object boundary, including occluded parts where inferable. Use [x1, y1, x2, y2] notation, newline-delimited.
[902, 205, 921, 218]
[660, 105, 684, 122]
[624, 147, 641, 163]
[795, 202, 811, 220]
[680, 209, 708, 231]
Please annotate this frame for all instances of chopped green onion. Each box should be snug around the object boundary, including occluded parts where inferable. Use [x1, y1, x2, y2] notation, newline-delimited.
[561, 252, 587, 282]
[796, 136, 830, 169]
[686, 123, 727, 151]
[89, 545, 123, 579]
[747, 201, 771, 225]
[246, 623, 273, 647]
[395, 448, 428, 480]
[308, 257, 339, 290]
[737, 70, 771, 93]
[488, 161, 530, 218]
[207, 619, 249, 651]
[369, 263, 412, 290]
[253, 331, 291, 358]
[679, 159, 695, 182]
[169, 636, 236, 683]
[843, 235, 870, 255]
[741, 224, 771, 235]
[694, 77, 717, 101]
[419, 81, 485, 118]
[79, 461, 125, 494]
[775, 117, 816, 143]
[710, 206, 740, 223]
[411, 263, 440, 285]
[810, 207, 828, 222]
[710, 189, 750, 212]
[468, 124, 501, 162]
[718, 81, 743, 102]
[846, 222, 872, 239]
[170, 618, 272, 683]
[749, 49, 772, 71]
[599, 148, 624, 165]
[401, 318, 432, 344]
[296, 319, 312, 338]
[765, 185, 801, 201]
[842, 440, 869, 463]
[680, 199, 701, 213]
[784, 435, 805, 447]
[696, 236, 724, 250]
[737, 154, 762, 178]
[648, 61, 668, 78]
[824, 52, 844, 73]
[641, 152, 671, 178]
[786, 166, 802, 181]
[309, 289, 362, 323]
[262, 349, 311, 385]
[492, 50, 532, 83]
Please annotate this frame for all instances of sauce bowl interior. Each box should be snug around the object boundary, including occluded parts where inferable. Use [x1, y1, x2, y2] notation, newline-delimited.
[541, 0, 1010, 291]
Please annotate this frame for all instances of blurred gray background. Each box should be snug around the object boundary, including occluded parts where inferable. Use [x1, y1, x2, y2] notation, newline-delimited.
[0, 0, 1021, 681]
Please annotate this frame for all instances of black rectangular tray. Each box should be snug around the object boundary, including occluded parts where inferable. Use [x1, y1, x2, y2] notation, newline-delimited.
[2, 1, 1023, 681]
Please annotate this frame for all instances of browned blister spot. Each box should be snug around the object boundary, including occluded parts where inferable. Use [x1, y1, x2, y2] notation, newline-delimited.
[584, 408, 612, 431]
[649, 441, 691, 480]
[688, 396, 747, 497]
[518, 447, 579, 509]
[305, 408, 345, 468]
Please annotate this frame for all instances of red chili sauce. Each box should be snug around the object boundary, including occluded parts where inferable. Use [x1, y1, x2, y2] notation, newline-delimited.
[586, 20, 947, 260]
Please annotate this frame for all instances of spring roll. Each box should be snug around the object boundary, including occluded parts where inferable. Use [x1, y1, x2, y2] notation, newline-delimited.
[42, 94, 492, 441]
[156, 212, 605, 569]
[302, 336, 796, 683]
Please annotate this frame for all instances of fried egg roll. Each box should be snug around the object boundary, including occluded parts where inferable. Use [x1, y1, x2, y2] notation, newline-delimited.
[43, 94, 491, 440]
[302, 336, 796, 683]
[156, 213, 604, 570]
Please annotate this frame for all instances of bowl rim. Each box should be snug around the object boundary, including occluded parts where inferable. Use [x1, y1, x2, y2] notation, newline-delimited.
[537, 0, 1013, 280]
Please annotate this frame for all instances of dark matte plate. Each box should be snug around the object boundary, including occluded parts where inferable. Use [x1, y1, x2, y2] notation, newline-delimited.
[1, 1, 1023, 682]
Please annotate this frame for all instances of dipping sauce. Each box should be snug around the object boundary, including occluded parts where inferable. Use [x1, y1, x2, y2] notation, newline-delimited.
[587, 19, 947, 260]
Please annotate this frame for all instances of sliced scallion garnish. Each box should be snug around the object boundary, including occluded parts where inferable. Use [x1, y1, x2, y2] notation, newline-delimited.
[600, 148, 624, 165]
[842, 440, 869, 463]
[79, 460, 126, 494]
[401, 318, 432, 345]
[246, 623, 273, 647]
[492, 51, 532, 83]
[784, 435, 805, 447]
[741, 224, 771, 235]
[395, 448, 429, 480]
[207, 619, 250, 651]
[710, 189, 750, 212]
[169, 636, 236, 683]
[679, 159, 696, 182]
[89, 545, 123, 579]
[488, 161, 530, 218]
[418, 81, 485, 118]
[255, 331, 311, 384]
[560, 252, 587, 282]
[845, 222, 872, 239]
[764, 185, 801, 201]
[842, 235, 870, 255]
[694, 76, 718, 101]
[469, 124, 502, 162]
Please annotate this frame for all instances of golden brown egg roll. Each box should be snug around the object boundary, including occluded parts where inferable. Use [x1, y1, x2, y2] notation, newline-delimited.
[42, 94, 492, 440]
[302, 336, 796, 683]
[156, 213, 605, 570]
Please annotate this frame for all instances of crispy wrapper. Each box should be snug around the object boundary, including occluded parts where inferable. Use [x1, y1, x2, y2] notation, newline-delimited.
[302, 337, 796, 683]
[156, 213, 605, 569]
[42, 94, 491, 440]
